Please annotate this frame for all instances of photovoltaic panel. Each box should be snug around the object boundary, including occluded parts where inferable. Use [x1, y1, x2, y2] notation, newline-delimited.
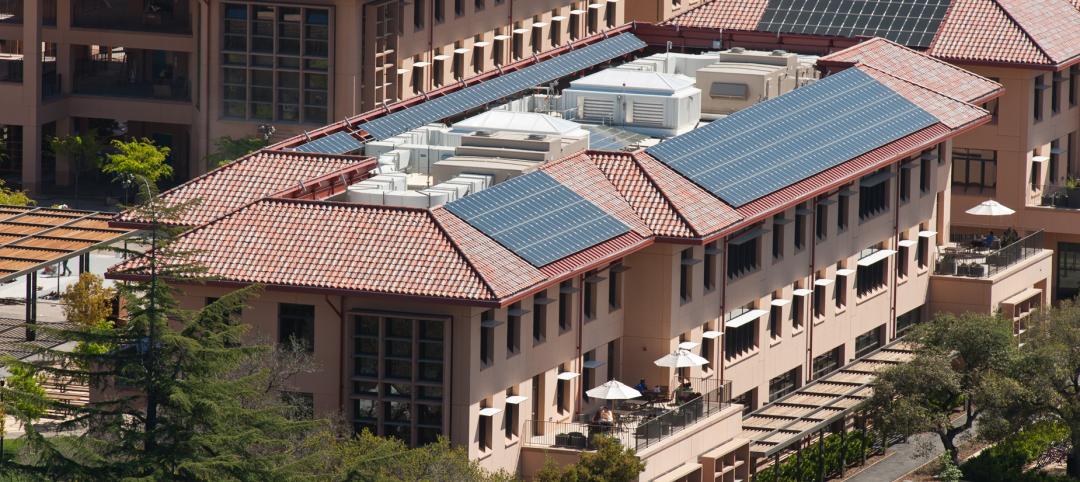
[645, 68, 938, 207]
[756, 0, 951, 48]
[358, 33, 646, 141]
[292, 131, 363, 154]
[444, 171, 630, 267]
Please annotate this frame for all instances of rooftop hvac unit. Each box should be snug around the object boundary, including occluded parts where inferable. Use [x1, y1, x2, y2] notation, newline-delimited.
[446, 175, 486, 195]
[371, 173, 408, 191]
[356, 179, 394, 191]
[457, 173, 494, 190]
[430, 182, 469, 200]
[346, 183, 388, 205]
[384, 190, 439, 208]
[417, 189, 451, 207]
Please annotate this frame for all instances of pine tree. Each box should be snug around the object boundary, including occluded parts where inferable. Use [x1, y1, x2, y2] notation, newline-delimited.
[0, 180, 322, 480]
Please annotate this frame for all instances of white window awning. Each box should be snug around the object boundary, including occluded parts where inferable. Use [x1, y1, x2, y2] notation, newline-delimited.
[678, 341, 700, 350]
[557, 371, 580, 381]
[771, 298, 791, 306]
[918, 230, 938, 238]
[702, 330, 722, 339]
[861, 170, 895, 187]
[1032, 155, 1050, 164]
[505, 395, 529, 405]
[730, 226, 768, 244]
[725, 309, 767, 328]
[507, 307, 531, 317]
[857, 249, 897, 267]
[796, 207, 813, 215]
[479, 407, 503, 417]
[814, 278, 834, 286]
[773, 216, 793, 225]
[513, 28, 530, 34]
[481, 319, 504, 328]
[836, 268, 856, 277]
[793, 288, 813, 297]
[583, 359, 606, 369]
[584, 273, 607, 283]
[454, 48, 471, 54]
[531, 22, 547, 28]
[898, 239, 918, 248]
[817, 198, 838, 206]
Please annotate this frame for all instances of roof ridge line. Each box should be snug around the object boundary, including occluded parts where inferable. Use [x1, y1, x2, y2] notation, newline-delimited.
[991, 0, 1054, 64]
[663, 0, 717, 24]
[427, 208, 501, 301]
[856, 64, 983, 113]
[629, 151, 703, 238]
[926, 0, 958, 52]
[860, 38, 1004, 96]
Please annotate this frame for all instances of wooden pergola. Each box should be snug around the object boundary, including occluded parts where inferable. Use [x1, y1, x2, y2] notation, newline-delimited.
[0, 205, 136, 343]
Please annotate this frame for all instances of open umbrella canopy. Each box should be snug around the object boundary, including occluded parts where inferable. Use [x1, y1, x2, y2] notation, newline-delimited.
[654, 349, 709, 368]
[966, 199, 1015, 216]
[586, 380, 642, 400]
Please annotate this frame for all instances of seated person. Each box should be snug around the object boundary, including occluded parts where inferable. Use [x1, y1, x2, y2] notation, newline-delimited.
[679, 378, 692, 392]
[599, 407, 615, 426]
[984, 232, 997, 248]
[634, 378, 648, 393]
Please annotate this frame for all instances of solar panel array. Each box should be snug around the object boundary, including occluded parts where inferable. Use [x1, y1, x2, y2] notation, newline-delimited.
[358, 33, 647, 141]
[645, 68, 938, 207]
[444, 171, 630, 267]
[292, 131, 364, 154]
[756, 0, 952, 48]
[583, 124, 650, 151]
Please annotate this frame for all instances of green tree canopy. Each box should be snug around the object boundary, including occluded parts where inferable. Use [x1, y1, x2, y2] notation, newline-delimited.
[1010, 300, 1080, 478]
[102, 138, 173, 186]
[865, 312, 1022, 464]
[206, 136, 267, 168]
[49, 132, 103, 207]
[537, 436, 646, 482]
[0, 180, 34, 206]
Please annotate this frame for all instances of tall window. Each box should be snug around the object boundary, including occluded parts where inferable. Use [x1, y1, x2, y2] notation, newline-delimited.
[768, 367, 800, 402]
[480, 310, 495, 368]
[859, 169, 890, 220]
[899, 160, 912, 202]
[351, 314, 446, 446]
[794, 205, 807, 250]
[507, 302, 522, 355]
[583, 271, 598, 321]
[952, 149, 997, 193]
[920, 154, 931, 193]
[815, 201, 828, 240]
[898, 243, 909, 278]
[582, 350, 596, 402]
[680, 248, 694, 302]
[772, 215, 785, 260]
[556, 364, 569, 413]
[1071, 65, 1079, 108]
[724, 308, 758, 361]
[1035, 74, 1045, 122]
[856, 247, 888, 297]
[455, 0, 464, 16]
[413, 0, 425, 29]
[792, 288, 805, 330]
[917, 236, 929, 269]
[768, 303, 782, 339]
[700, 323, 714, 362]
[533, 292, 548, 344]
[704, 242, 717, 291]
[896, 307, 923, 336]
[1051, 139, 1061, 184]
[478, 400, 493, 451]
[834, 273, 847, 309]
[558, 281, 574, 332]
[813, 284, 826, 319]
[837, 192, 849, 232]
[504, 388, 518, 439]
[221, 4, 330, 124]
[278, 303, 315, 351]
[727, 234, 760, 279]
[608, 263, 622, 311]
[434, 0, 444, 22]
[1053, 71, 1063, 115]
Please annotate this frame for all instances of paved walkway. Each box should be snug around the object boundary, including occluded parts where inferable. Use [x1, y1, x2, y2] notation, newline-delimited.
[846, 425, 976, 482]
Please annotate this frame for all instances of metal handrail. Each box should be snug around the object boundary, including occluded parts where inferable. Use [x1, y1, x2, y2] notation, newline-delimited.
[936, 230, 1045, 278]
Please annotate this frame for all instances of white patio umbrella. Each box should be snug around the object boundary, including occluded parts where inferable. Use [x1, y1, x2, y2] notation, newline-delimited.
[966, 199, 1015, 216]
[586, 380, 643, 400]
[653, 349, 710, 368]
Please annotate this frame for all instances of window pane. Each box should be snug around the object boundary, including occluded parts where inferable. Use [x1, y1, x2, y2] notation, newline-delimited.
[384, 359, 412, 379]
[385, 318, 412, 338]
[353, 399, 377, 419]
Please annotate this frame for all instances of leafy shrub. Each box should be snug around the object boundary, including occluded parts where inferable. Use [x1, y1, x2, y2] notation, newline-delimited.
[755, 431, 873, 481]
[961, 421, 1068, 482]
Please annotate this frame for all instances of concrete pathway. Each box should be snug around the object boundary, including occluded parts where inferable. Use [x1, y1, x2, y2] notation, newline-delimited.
[846, 425, 976, 482]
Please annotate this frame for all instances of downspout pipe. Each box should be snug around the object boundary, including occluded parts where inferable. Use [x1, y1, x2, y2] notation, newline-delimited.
[576, 273, 585, 416]
[890, 167, 902, 340]
[806, 205, 817, 384]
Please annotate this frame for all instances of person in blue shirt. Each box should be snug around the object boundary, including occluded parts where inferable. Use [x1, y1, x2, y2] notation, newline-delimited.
[634, 378, 648, 393]
[984, 232, 997, 248]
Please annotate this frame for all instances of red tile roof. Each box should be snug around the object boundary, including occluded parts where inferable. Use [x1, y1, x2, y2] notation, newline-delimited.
[663, 0, 768, 30]
[856, 65, 989, 129]
[928, 0, 1080, 67]
[114, 150, 374, 227]
[820, 38, 1003, 104]
[114, 199, 519, 302]
[542, 154, 654, 237]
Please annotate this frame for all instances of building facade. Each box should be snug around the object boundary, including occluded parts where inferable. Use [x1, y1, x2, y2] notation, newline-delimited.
[0, 0, 626, 193]
[109, 31, 1052, 479]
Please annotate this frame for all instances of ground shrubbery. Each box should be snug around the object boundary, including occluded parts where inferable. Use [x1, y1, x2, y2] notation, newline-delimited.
[961, 421, 1069, 482]
[754, 431, 873, 481]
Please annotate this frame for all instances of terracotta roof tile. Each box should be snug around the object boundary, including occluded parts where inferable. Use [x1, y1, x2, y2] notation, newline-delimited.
[540, 232, 651, 278]
[542, 154, 654, 236]
[115, 150, 373, 227]
[929, 0, 1080, 67]
[587, 151, 694, 238]
[116, 199, 502, 301]
[663, 0, 768, 29]
[856, 65, 988, 129]
[820, 38, 1003, 104]
[632, 152, 742, 237]
[430, 208, 545, 297]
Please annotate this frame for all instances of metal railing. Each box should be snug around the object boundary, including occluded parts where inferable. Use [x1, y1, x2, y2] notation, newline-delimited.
[524, 382, 730, 452]
[1039, 184, 1080, 209]
[935, 230, 1045, 278]
[71, 0, 192, 34]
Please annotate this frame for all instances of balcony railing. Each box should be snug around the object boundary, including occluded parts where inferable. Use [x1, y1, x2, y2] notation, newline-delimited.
[72, 0, 191, 34]
[1038, 184, 1080, 209]
[524, 381, 730, 452]
[935, 230, 1045, 278]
